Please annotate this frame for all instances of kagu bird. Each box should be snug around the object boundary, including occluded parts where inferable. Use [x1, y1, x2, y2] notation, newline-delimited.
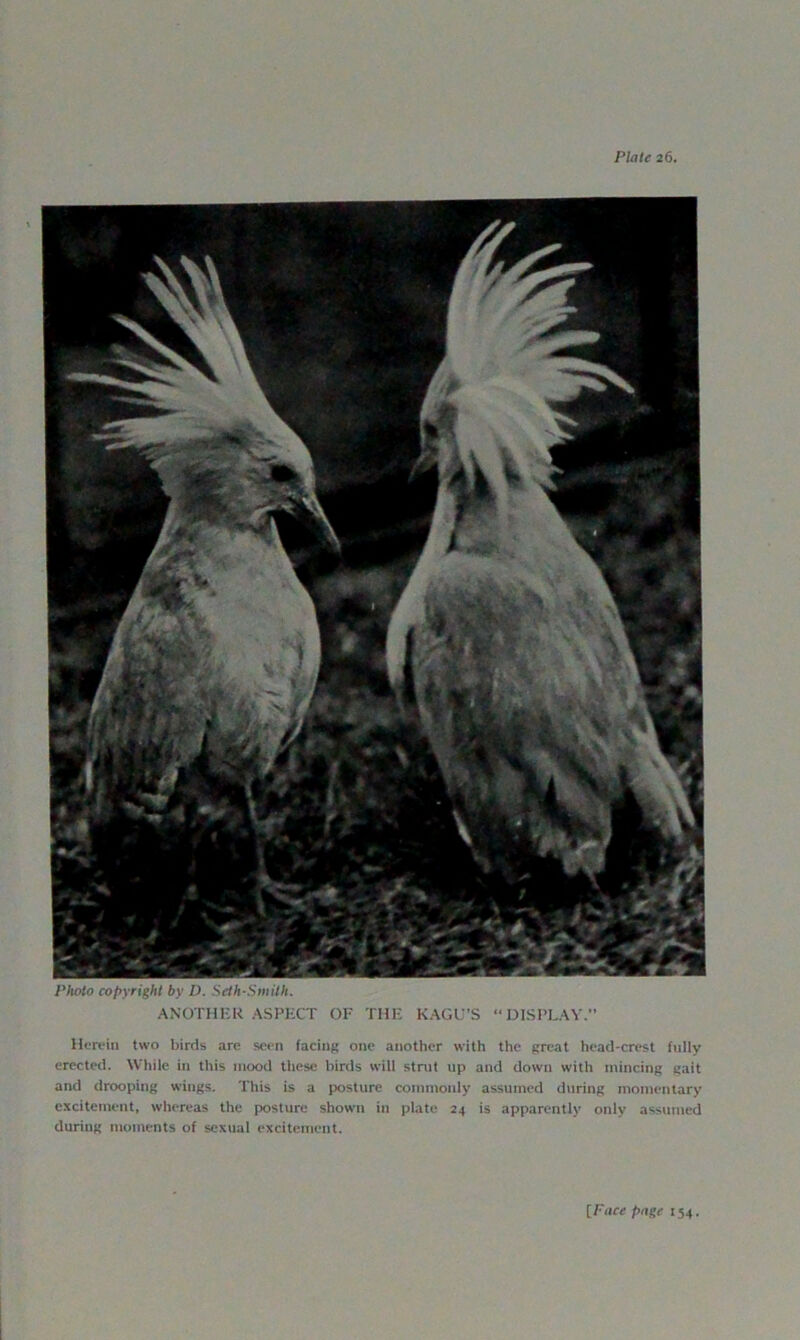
[72, 256, 339, 914]
[387, 221, 693, 883]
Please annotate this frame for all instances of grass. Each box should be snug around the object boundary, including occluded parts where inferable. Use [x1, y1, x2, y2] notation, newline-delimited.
[49, 447, 703, 978]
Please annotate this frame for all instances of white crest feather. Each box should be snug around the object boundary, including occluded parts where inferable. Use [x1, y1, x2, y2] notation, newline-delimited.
[70, 256, 296, 453]
[443, 220, 634, 491]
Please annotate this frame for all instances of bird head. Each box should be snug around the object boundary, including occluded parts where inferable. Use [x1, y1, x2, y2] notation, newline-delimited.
[411, 220, 634, 521]
[411, 356, 459, 481]
[214, 420, 339, 554]
[70, 256, 339, 554]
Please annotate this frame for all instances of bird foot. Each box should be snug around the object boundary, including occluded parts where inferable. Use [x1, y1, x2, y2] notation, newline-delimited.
[164, 881, 201, 931]
[252, 876, 305, 916]
[586, 872, 608, 899]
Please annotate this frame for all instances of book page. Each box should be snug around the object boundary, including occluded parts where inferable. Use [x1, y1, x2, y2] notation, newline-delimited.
[2, 4, 797, 1336]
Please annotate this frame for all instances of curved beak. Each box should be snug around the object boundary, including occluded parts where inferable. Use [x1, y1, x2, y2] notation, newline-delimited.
[296, 491, 341, 556]
[409, 446, 437, 483]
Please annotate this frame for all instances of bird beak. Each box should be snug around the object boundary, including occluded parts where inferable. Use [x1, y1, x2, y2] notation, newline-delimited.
[409, 447, 437, 483]
[296, 492, 341, 556]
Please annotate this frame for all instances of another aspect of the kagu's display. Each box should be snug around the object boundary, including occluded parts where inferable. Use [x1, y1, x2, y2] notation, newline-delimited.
[48, 199, 702, 977]
[71, 256, 339, 914]
[387, 221, 694, 883]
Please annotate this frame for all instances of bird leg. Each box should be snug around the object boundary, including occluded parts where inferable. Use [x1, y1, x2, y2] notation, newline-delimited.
[242, 783, 303, 915]
[585, 870, 608, 900]
[164, 794, 202, 930]
[243, 782, 269, 882]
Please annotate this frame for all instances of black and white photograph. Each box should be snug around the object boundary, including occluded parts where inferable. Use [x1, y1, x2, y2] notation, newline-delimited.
[45, 198, 702, 979]
[6, 3, 798, 1334]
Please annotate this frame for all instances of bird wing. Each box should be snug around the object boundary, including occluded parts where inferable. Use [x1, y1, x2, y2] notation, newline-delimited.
[410, 548, 643, 877]
[86, 586, 211, 827]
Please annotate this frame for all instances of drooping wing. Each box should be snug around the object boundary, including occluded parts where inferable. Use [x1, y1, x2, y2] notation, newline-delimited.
[410, 548, 645, 878]
[86, 583, 211, 830]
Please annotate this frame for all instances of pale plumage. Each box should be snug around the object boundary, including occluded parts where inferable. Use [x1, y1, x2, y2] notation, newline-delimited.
[73, 256, 339, 912]
[387, 221, 693, 882]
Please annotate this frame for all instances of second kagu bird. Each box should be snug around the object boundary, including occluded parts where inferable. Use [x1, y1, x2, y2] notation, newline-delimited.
[73, 256, 339, 913]
[387, 221, 694, 883]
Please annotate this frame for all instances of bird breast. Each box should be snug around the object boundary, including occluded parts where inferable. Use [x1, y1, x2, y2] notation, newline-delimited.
[186, 522, 321, 780]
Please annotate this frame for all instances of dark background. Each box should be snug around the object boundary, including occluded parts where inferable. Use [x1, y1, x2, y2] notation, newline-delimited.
[44, 198, 697, 569]
[44, 199, 703, 978]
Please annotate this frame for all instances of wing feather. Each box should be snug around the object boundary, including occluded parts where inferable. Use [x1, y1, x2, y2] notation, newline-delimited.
[410, 549, 641, 877]
[86, 587, 210, 828]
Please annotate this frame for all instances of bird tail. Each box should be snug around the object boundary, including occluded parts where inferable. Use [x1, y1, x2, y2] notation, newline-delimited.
[626, 728, 695, 839]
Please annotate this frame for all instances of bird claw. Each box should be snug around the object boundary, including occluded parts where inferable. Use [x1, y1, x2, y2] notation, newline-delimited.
[252, 877, 305, 916]
[586, 872, 608, 899]
[163, 881, 201, 931]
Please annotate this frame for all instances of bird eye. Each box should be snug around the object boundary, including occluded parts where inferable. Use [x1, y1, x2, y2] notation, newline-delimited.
[270, 463, 296, 483]
[424, 421, 439, 440]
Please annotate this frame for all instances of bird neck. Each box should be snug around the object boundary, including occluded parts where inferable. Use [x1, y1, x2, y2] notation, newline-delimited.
[420, 473, 460, 565]
[160, 496, 284, 555]
[155, 451, 272, 533]
[385, 474, 458, 696]
[392, 475, 458, 623]
[454, 468, 571, 560]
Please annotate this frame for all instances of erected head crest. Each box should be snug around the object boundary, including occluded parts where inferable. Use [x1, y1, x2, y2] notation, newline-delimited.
[431, 220, 634, 503]
[70, 256, 302, 458]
